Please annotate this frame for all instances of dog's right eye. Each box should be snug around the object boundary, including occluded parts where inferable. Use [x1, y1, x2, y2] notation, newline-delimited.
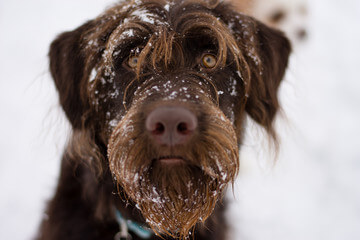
[127, 56, 139, 69]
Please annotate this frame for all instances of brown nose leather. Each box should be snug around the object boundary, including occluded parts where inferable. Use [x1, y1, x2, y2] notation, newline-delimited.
[145, 106, 198, 146]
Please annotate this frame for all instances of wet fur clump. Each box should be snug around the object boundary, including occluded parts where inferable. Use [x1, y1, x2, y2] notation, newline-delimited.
[38, 0, 290, 239]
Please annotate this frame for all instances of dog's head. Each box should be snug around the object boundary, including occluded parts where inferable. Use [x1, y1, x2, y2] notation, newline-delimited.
[49, 0, 290, 238]
[251, 0, 308, 44]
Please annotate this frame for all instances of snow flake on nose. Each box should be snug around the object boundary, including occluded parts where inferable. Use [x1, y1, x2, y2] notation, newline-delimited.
[168, 91, 178, 99]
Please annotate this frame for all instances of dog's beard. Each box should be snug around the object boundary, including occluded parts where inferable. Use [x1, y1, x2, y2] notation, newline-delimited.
[131, 164, 220, 238]
[108, 105, 239, 238]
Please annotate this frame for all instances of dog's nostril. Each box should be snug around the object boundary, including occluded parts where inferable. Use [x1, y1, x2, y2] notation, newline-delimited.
[177, 122, 189, 134]
[153, 122, 165, 135]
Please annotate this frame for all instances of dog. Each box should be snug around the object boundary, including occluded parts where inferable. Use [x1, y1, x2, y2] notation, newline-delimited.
[37, 0, 290, 239]
[231, 0, 308, 45]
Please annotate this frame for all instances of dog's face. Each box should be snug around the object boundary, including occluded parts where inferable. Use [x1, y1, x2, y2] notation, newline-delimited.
[49, 0, 290, 238]
[251, 0, 308, 44]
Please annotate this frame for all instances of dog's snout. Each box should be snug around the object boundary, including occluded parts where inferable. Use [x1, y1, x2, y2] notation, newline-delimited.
[146, 106, 197, 146]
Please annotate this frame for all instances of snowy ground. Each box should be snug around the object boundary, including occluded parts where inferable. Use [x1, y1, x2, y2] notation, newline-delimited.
[0, 0, 359, 239]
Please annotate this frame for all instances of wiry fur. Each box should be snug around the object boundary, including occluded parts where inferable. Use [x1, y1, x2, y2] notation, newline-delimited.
[37, 0, 290, 239]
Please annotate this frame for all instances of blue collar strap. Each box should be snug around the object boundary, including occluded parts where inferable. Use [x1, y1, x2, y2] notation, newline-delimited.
[114, 209, 153, 240]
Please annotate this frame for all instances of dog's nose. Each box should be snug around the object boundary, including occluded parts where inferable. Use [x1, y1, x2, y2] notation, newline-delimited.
[145, 106, 197, 146]
[297, 28, 307, 40]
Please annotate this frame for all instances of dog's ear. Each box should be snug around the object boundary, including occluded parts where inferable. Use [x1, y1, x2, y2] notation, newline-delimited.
[244, 20, 291, 135]
[49, 21, 93, 129]
[217, 5, 291, 137]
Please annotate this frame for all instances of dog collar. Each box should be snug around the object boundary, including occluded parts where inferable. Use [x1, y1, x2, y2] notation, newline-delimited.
[114, 209, 153, 240]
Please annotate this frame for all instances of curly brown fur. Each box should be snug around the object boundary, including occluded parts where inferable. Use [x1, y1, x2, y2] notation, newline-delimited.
[37, 0, 290, 239]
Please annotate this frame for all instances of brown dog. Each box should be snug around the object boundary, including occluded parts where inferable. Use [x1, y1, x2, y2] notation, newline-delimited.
[37, 0, 290, 239]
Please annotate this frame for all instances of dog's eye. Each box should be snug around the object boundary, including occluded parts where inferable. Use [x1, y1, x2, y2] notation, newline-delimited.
[269, 10, 286, 24]
[202, 54, 217, 69]
[128, 56, 139, 69]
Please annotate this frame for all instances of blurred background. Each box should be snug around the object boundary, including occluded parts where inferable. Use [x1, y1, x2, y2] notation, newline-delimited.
[0, 0, 359, 239]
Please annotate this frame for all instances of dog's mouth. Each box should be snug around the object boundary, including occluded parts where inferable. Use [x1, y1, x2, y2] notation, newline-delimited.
[154, 156, 187, 166]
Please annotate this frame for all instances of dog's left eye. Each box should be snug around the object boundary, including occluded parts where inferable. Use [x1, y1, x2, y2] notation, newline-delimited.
[269, 10, 286, 24]
[202, 54, 217, 69]
[127, 56, 139, 69]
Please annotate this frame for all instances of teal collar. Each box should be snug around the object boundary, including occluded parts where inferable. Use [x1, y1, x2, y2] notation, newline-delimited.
[114, 209, 153, 240]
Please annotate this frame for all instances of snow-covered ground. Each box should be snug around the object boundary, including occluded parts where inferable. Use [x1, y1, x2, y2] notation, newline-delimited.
[0, 0, 359, 239]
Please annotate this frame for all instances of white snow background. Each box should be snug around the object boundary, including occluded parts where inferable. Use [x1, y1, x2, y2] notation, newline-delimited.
[0, 0, 359, 239]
